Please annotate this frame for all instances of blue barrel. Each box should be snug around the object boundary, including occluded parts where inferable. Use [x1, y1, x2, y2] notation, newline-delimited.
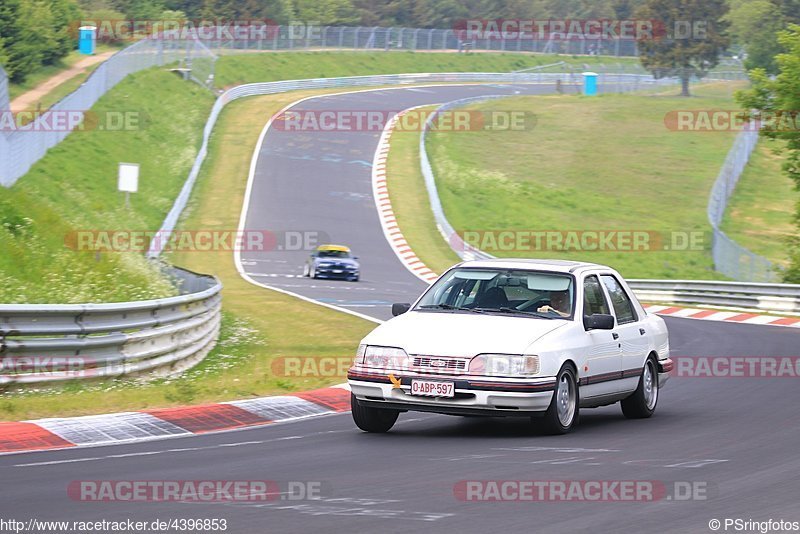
[79, 26, 96, 55]
[583, 72, 598, 96]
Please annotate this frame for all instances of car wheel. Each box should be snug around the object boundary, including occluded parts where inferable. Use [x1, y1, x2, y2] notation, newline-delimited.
[538, 364, 579, 435]
[302, 264, 310, 277]
[351, 394, 399, 433]
[621, 356, 659, 419]
[311, 268, 319, 279]
[350, 276, 359, 282]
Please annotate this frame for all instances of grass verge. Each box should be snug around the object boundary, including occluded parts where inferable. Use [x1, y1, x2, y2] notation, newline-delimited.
[720, 140, 796, 266]
[0, 68, 214, 303]
[0, 88, 377, 420]
[387, 82, 748, 279]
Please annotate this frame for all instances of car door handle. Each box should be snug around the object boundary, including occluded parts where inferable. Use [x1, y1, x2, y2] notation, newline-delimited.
[639, 328, 646, 335]
[612, 332, 619, 340]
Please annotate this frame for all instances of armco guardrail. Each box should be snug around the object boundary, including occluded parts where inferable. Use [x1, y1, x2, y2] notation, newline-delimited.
[627, 279, 800, 314]
[0, 267, 221, 386]
[149, 71, 677, 257]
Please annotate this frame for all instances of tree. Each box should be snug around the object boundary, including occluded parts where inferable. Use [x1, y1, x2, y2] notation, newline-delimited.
[726, 0, 785, 73]
[48, 0, 82, 63]
[635, 0, 730, 96]
[736, 24, 800, 282]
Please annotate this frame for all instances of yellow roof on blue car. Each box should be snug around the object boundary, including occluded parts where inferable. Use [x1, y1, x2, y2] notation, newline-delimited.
[317, 244, 351, 252]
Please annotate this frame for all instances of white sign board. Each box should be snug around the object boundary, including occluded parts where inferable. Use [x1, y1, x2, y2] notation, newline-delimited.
[118, 163, 139, 193]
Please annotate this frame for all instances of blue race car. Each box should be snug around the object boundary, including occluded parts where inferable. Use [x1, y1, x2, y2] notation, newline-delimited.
[303, 244, 360, 282]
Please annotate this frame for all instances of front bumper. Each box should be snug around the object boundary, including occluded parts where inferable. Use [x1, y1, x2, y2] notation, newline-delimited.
[658, 358, 673, 388]
[315, 266, 358, 279]
[348, 369, 556, 416]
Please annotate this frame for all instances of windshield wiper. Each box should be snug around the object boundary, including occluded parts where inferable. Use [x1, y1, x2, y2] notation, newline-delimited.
[417, 304, 486, 313]
[475, 307, 557, 319]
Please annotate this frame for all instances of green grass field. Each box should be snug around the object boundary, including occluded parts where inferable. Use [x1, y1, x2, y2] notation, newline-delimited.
[214, 51, 638, 87]
[388, 82, 748, 279]
[720, 140, 796, 266]
[0, 69, 214, 303]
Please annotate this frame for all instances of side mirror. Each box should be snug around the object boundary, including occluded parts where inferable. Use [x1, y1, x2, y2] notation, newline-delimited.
[392, 303, 411, 316]
[353, 256, 359, 260]
[584, 313, 615, 330]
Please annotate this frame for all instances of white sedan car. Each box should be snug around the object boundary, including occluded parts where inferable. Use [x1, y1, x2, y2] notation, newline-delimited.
[348, 259, 672, 434]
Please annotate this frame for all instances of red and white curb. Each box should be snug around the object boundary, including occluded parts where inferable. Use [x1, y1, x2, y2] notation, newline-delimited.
[643, 304, 800, 328]
[0, 385, 351, 456]
[372, 108, 439, 284]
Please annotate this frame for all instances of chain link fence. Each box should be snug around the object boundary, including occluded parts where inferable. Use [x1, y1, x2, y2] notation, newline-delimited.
[206, 25, 641, 56]
[0, 38, 216, 188]
[707, 129, 778, 282]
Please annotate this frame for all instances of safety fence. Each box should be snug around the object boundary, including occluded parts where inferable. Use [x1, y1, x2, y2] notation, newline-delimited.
[0, 267, 221, 387]
[0, 39, 216, 188]
[706, 129, 776, 281]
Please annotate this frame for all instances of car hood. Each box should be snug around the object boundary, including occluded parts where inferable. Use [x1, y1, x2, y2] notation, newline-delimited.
[363, 311, 567, 356]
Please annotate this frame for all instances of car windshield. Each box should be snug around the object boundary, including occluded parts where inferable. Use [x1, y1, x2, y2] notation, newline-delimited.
[318, 250, 351, 258]
[415, 268, 574, 318]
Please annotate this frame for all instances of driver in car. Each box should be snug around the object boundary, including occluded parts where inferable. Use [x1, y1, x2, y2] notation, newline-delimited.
[538, 290, 571, 317]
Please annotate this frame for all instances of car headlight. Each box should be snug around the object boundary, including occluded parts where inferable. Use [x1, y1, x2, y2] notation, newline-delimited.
[359, 345, 409, 371]
[469, 354, 540, 377]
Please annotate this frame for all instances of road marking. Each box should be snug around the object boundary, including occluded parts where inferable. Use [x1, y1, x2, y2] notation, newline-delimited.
[14, 456, 103, 467]
[11, 433, 327, 468]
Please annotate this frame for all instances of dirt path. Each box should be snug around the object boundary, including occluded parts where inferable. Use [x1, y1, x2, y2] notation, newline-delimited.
[9, 50, 116, 111]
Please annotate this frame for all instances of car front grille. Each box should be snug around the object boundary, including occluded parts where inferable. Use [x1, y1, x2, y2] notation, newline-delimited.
[411, 356, 468, 371]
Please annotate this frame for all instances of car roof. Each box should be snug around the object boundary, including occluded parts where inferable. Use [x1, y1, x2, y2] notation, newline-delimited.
[456, 258, 608, 274]
[317, 244, 350, 252]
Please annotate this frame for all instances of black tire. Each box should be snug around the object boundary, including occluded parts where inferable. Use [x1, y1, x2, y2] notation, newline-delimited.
[621, 356, 659, 419]
[351, 394, 399, 433]
[538, 365, 579, 435]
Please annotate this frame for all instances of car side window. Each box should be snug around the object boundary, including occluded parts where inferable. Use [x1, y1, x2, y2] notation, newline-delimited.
[583, 275, 610, 316]
[600, 275, 637, 324]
